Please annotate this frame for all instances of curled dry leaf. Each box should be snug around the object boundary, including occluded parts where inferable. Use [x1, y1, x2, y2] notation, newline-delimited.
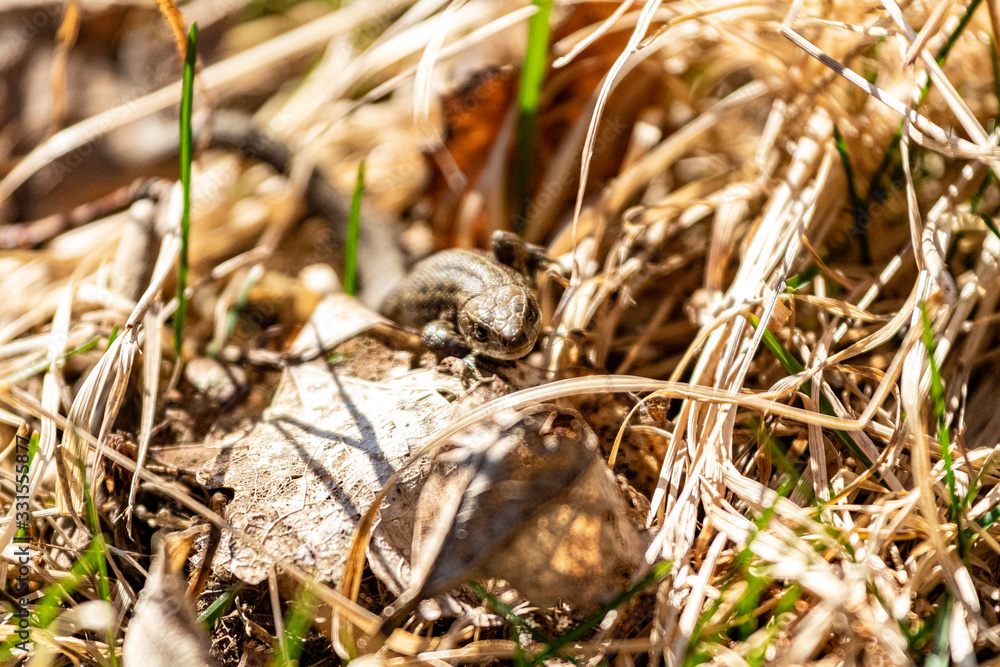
[123, 529, 214, 667]
[381, 404, 650, 632]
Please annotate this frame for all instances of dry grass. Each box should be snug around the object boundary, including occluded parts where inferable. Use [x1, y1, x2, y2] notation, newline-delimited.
[3, 0, 1000, 664]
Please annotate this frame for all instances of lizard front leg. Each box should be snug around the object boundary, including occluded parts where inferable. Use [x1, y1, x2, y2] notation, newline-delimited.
[420, 319, 471, 359]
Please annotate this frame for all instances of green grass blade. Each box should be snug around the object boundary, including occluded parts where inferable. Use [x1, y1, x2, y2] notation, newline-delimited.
[925, 594, 952, 667]
[750, 419, 814, 506]
[916, 0, 984, 105]
[518, 0, 552, 115]
[747, 585, 802, 667]
[83, 474, 116, 667]
[970, 169, 994, 213]
[970, 117, 1000, 241]
[0, 536, 107, 660]
[749, 313, 804, 376]
[979, 505, 1000, 530]
[978, 213, 1000, 241]
[785, 264, 819, 292]
[731, 475, 795, 641]
[469, 582, 553, 645]
[747, 313, 873, 468]
[511, 0, 553, 232]
[0, 336, 99, 386]
[174, 23, 197, 358]
[531, 560, 672, 664]
[27, 431, 38, 468]
[832, 125, 869, 262]
[865, 0, 983, 214]
[934, 0, 983, 67]
[197, 586, 242, 628]
[273, 585, 317, 667]
[472, 560, 671, 665]
[919, 303, 970, 560]
[344, 160, 365, 297]
[106, 325, 119, 351]
[682, 477, 804, 663]
[919, 304, 958, 510]
[207, 264, 263, 358]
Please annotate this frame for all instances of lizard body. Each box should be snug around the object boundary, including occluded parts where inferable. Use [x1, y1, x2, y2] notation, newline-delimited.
[379, 236, 543, 360]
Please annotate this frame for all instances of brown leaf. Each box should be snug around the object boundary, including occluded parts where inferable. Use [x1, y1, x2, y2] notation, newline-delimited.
[382, 405, 649, 632]
[425, 66, 517, 245]
[423, 3, 664, 247]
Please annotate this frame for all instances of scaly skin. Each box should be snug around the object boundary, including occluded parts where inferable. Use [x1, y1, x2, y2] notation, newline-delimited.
[378, 248, 542, 360]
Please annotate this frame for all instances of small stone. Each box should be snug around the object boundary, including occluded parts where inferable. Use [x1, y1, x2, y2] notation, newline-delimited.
[300, 263, 341, 296]
[184, 358, 245, 404]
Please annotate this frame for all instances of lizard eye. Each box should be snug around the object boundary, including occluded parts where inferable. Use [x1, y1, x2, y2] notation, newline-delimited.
[471, 324, 490, 342]
[525, 307, 539, 325]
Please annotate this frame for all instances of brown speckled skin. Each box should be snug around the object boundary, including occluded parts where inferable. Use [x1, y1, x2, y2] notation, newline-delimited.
[378, 248, 541, 360]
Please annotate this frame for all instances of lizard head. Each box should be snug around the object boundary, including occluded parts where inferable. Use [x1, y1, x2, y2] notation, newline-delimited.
[458, 284, 541, 359]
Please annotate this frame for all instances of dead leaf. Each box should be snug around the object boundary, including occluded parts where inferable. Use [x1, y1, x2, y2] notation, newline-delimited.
[198, 357, 464, 589]
[382, 404, 650, 631]
[425, 66, 517, 246]
[198, 295, 491, 593]
[123, 530, 214, 667]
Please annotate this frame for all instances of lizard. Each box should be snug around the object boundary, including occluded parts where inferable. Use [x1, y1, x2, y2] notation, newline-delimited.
[199, 114, 549, 361]
[378, 231, 548, 361]
[3, 109, 545, 360]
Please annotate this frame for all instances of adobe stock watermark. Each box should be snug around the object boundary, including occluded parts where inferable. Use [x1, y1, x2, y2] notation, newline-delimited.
[10, 430, 33, 654]
[12, 4, 62, 44]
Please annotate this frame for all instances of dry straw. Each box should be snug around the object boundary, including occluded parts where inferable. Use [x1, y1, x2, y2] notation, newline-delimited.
[3, 0, 1000, 664]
